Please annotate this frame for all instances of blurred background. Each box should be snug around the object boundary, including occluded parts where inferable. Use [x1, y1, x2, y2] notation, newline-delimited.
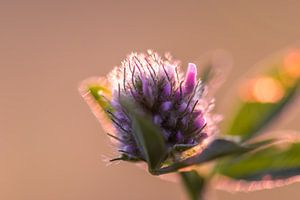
[1, 1, 300, 199]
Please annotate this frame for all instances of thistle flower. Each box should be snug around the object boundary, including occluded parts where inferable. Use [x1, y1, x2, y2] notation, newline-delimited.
[80, 50, 219, 165]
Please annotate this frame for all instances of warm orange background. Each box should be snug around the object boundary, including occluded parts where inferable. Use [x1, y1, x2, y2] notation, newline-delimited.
[1, 1, 300, 200]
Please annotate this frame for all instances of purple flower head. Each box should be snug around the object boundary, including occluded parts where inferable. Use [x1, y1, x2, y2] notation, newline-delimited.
[104, 50, 219, 161]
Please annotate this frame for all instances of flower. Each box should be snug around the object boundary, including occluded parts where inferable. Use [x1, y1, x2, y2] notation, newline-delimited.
[80, 50, 219, 163]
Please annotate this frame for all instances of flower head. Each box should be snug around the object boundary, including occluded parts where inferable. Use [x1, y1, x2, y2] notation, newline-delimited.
[81, 50, 219, 163]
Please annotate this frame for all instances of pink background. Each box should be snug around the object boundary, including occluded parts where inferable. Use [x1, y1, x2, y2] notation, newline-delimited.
[1, 1, 300, 199]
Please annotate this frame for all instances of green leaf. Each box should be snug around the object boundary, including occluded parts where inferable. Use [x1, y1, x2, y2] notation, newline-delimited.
[225, 67, 300, 141]
[152, 138, 259, 175]
[80, 80, 116, 133]
[120, 98, 167, 171]
[180, 171, 206, 200]
[173, 144, 198, 152]
[132, 115, 167, 170]
[217, 141, 300, 184]
[189, 139, 255, 163]
[88, 85, 113, 112]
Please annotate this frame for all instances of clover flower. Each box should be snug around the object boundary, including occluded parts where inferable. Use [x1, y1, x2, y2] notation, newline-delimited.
[80, 50, 219, 164]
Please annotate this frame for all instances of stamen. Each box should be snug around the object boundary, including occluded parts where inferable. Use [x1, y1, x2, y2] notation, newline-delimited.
[107, 133, 125, 143]
[175, 67, 180, 83]
[184, 98, 203, 121]
[128, 59, 133, 73]
[133, 56, 145, 75]
[118, 151, 145, 161]
[180, 81, 201, 116]
[180, 97, 195, 118]
[131, 62, 137, 91]
[133, 60, 143, 75]
[118, 83, 121, 98]
[106, 110, 118, 119]
[109, 157, 123, 162]
[111, 118, 130, 133]
[128, 84, 138, 101]
[191, 100, 199, 113]
[123, 67, 127, 91]
[179, 81, 184, 98]
[162, 64, 170, 81]
[188, 123, 207, 137]
[145, 64, 156, 82]
[145, 57, 157, 76]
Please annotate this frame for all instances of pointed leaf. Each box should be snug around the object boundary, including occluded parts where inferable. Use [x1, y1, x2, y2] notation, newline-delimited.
[88, 85, 113, 111]
[216, 140, 300, 191]
[120, 98, 167, 171]
[79, 78, 115, 134]
[226, 88, 298, 141]
[225, 50, 300, 141]
[132, 115, 167, 170]
[153, 138, 262, 175]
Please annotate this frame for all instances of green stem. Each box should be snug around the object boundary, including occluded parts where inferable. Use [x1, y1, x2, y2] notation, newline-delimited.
[180, 170, 206, 200]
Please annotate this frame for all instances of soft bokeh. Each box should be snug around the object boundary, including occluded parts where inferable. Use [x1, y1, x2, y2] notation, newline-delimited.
[1, 1, 300, 200]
